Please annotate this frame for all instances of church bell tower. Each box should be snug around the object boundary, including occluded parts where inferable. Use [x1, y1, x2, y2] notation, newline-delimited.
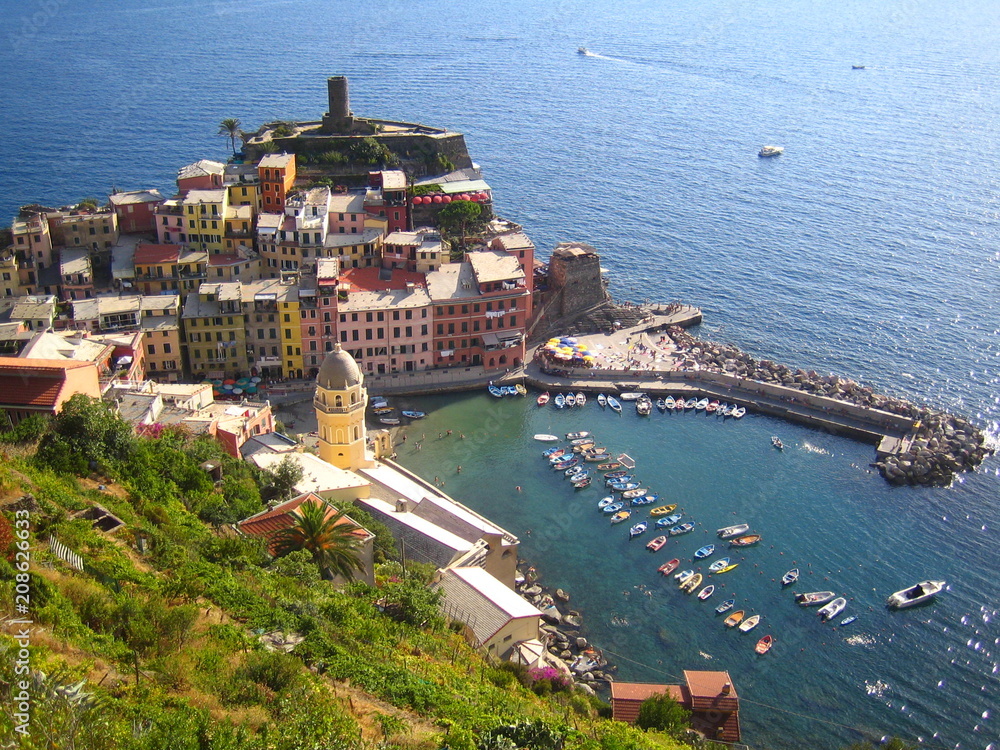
[314, 343, 372, 471]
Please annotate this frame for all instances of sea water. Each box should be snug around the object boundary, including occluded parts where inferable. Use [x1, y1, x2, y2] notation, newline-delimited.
[1, 1, 998, 747]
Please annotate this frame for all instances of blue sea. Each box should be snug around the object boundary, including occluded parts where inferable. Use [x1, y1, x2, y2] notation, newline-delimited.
[1, 1, 998, 748]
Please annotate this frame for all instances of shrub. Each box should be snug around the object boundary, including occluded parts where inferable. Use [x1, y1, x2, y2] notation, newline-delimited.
[238, 650, 303, 694]
[635, 693, 690, 736]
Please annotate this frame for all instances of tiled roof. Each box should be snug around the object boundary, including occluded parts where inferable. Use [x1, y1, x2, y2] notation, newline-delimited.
[609, 682, 684, 703]
[684, 670, 738, 699]
[178, 160, 225, 180]
[340, 267, 425, 292]
[0, 357, 97, 410]
[134, 244, 180, 265]
[238, 492, 371, 553]
[258, 153, 294, 169]
[109, 189, 164, 206]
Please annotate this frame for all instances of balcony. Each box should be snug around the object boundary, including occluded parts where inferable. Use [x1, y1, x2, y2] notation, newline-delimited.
[256, 356, 281, 365]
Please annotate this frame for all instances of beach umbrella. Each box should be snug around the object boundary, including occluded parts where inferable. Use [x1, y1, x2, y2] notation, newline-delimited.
[245, 386, 257, 395]
[432, 195, 443, 204]
[224, 379, 236, 385]
[441, 195, 452, 203]
[233, 388, 243, 395]
[251, 376, 261, 383]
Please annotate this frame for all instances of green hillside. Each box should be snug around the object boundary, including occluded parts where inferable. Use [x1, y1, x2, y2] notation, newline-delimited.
[0, 396, 694, 750]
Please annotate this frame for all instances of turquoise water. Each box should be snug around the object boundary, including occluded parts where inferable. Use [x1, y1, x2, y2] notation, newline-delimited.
[1, 0, 999, 747]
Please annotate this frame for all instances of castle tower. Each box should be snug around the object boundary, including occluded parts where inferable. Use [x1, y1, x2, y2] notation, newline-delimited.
[321, 76, 355, 133]
[314, 343, 373, 471]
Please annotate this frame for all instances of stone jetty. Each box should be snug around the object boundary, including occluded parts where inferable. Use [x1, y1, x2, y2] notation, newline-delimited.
[665, 326, 993, 486]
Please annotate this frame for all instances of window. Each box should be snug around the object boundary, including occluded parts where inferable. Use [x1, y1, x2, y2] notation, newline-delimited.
[147, 345, 156, 354]
[163, 343, 171, 353]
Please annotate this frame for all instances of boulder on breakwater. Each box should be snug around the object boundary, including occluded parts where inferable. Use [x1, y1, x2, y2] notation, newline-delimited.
[666, 326, 994, 486]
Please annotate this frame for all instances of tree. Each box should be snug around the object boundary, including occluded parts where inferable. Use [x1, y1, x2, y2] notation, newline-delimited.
[36, 394, 135, 474]
[272, 500, 365, 581]
[264, 455, 303, 502]
[635, 693, 691, 736]
[436, 200, 482, 249]
[218, 117, 242, 155]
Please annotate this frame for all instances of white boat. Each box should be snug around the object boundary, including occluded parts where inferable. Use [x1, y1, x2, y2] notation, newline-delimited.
[565, 394, 577, 407]
[695, 398, 709, 411]
[886, 580, 946, 609]
[533, 434, 560, 442]
[732, 406, 746, 418]
[717, 523, 750, 539]
[575, 392, 587, 407]
[636, 398, 652, 416]
[738, 614, 761, 633]
[759, 145, 784, 157]
[578, 46, 590, 55]
[619, 392, 644, 401]
[606, 396, 622, 413]
[378, 417, 400, 425]
[818, 598, 847, 621]
[400, 410, 426, 419]
[597, 393, 608, 408]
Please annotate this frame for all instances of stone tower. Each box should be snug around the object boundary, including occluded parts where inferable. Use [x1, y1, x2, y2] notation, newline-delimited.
[321, 76, 355, 133]
[314, 342, 372, 471]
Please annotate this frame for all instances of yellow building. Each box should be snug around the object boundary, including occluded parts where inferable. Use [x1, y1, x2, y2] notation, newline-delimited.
[181, 282, 248, 379]
[242, 279, 301, 379]
[182, 188, 230, 255]
[0, 251, 33, 297]
[314, 343, 373, 471]
[278, 290, 303, 378]
[224, 204, 254, 253]
[56, 208, 119, 252]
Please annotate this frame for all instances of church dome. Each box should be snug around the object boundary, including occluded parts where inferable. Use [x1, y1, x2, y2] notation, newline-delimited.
[316, 343, 363, 391]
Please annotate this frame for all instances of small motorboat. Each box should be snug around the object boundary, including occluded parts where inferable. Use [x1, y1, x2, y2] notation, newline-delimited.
[673, 397, 686, 411]
[578, 46, 590, 55]
[400, 410, 426, 419]
[819, 598, 847, 621]
[729, 534, 762, 547]
[602, 502, 624, 514]
[646, 534, 667, 551]
[372, 406, 394, 414]
[636, 398, 652, 416]
[597, 393, 608, 408]
[755, 635, 774, 655]
[771, 435, 784, 450]
[655, 514, 683, 528]
[684, 397, 698, 409]
[598, 462, 624, 471]
[629, 521, 649, 538]
[739, 614, 761, 633]
[542, 446, 565, 457]
[565, 394, 577, 408]
[549, 451, 572, 463]
[724, 610, 746, 628]
[732, 406, 746, 418]
[378, 417, 401, 425]
[796, 591, 836, 607]
[551, 458, 579, 470]
[716, 598, 736, 614]
[597, 496, 616, 509]
[705, 400, 720, 413]
[759, 145, 784, 157]
[664, 396, 676, 409]
[712, 563, 739, 575]
[697, 585, 715, 600]
[572, 477, 592, 490]
[717, 523, 750, 539]
[608, 480, 639, 491]
[620, 488, 649, 500]
[564, 466, 586, 478]
[649, 504, 678, 517]
[554, 393, 566, 408]
[537, 392, 550, 406]
[708, 557, 731, 572]
[886, 580, 946, 609]
[675, 569, 694, 582]
[695, 398, 709, 411]
[781, 568, 800, 586]
[659, 558, 680, 575]
[570, 437, 595, 446]
[610, 510, 632, 524]
[566, 431, 592, 440]
[606, 396, 622, 413]
[630, 495, 658, 506]
[603, 469, 630, 480]
[575, 392, 587, 407]
[619, 392, 644, 401]
[370, 397, 389, 409]
[534, 434, 560, 442]
[488, 384, 504, 398]
[656, 398, 668, 412]
[851, 64, 865, 70]
[840, 615, 858, 626]
[694, 544, 716, 559]
[668, 522, 695, 536]
[680, 572, 703, 593]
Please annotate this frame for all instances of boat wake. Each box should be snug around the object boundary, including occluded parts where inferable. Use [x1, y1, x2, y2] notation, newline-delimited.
[865, 679, 891, 699]
[801, 442, 832, 456]
[846, 633, 877, 648]
[699, 650, 714, 660]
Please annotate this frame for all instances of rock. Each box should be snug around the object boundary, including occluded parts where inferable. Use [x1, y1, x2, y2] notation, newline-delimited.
[563, 614, 583, 628]
[575, 637, 589, 650]
[524, 584, 543, 596]
[554, 588, 570, 602]
[560, 650, 573, 660]
[576, 681, 596, 695]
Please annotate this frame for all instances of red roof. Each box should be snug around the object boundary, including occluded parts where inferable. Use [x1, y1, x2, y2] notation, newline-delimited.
[237, 492, 371, 554]
[684, 670, 738, 700]
[339, 267, 425, 292]
[208, 253, 244, 267]
[0, 358, 96, 411]
[134, 244, 181, 265]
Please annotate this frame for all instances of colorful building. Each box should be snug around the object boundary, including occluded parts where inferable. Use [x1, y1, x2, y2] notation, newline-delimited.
[132, 244, 208, 296]
[327, 192, 367, 235]
[177, 160, 225, 194]
[382, 228, 446, 273]
[109, 189, 165, 234]
[58, 249, 94, 300]
[11, 210, 55, 272]
[257, 153, 296, 212]
[0, 358, 101, 426]
[181, 282, 248, 379]
[181, 189, 230, 255]
[365, 170, 409, 234]
[153, 197, 186, 245]
[242, 278, 301, 379]
[55, 207, 120, 252]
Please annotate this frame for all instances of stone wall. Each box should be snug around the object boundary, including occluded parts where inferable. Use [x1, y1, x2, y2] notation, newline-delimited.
[548, 243, 607, 318]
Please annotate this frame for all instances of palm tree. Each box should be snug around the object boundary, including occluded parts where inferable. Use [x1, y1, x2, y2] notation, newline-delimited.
[218, 117, 243, 156]
[273, 500, 365, 581]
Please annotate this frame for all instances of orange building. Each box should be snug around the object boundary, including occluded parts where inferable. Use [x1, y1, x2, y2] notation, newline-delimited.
[609, 671, 740, 744]
[258, 153, 296, 212]
[0, 358, 101, 426]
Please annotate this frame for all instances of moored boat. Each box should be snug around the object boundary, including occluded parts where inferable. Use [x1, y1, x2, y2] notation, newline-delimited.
[534, 433, 560, 442]
[759, 145, 784, 157]
[378, 417, 401, 425]
[629, 521, 649, 538]
[602, 502, 624, 514]
[606, 396, 622, 413]
[619, 392, 644, 401]
[680, 572, 703, 593]
[597, 496, 616, 509]
[669, 522, 695, 536]
[656, 398, 668, 412]
[554, 393, 566, 408]
[708, 557, 731, 572]
[636, 397, 652, 416]
[603, 470, 630, 480]
[886, 580, 946, 609]
[488, 384, 504, 398]
[781, 568, 799, 586]
[695, 397, 709, 411]
[608, 480, 638, 491]
[515, 384, 527, 396]
[598, 462, 624, 471]
[729, 534, 762, 547]
[655, 514, 683, 528]
[717, 523, 750, 539]
[818, 598, 847, 621]
[755, 635, 774, 655]
[664, 395, 676, 409]
[649, 504, 678, 516]
[610, 510, 632, 524]
[712, 563, 739, 575]
[542, 446, 565, 457]
[724, 610, 746, 628]
[840, 615, 858, 626]
[565, 394, 577, 407]
[694, 544, 716, 559]
[796, 591, 835, 607]
[675, 569, 694, 582]
[716, 598, 736, 614]
[572, 477, 592, 490]
[684, 397, 698, 409]
[621, 488, 649, 500]
[629, 494, 658, 506]
[697, 584, 715, 600]
[537, 392, 550, 406]
[401, 410, 426, 419]
[732, 406, 746, 418]
[659, 558, 680, 575]
[597, 393, 608, 408]
[705, 400, 720, 413]
[551, 458, 579, 470]
[566, 431, 592, 440]
[673, 397, 686, 411]
[738, 614, 761, 632]
[646, 534, 667, 551]
[575, 392, 587, 407]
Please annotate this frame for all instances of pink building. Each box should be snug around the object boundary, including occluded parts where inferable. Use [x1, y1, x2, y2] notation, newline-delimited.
[327, 192, 367, 235]
[176, 160, 225, 195]
[154, 198, 185, 244]
[109, 190, 165, 234]
[365, 170, 409, 234]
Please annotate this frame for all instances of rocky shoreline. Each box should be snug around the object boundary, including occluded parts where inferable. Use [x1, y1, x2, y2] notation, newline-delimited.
[665, 325, 994, 486]
[515, 564, 616, 693]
